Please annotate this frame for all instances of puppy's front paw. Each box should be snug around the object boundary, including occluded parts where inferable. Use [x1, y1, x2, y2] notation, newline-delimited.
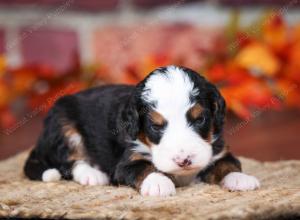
[42, 168, 61, 182]
[72, 162, 109, 186]
[221, 172, 260, 191]
[140, 172, 176, 197]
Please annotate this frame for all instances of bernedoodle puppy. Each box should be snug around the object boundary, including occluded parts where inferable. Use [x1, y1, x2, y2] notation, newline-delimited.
[24, 65, 260, 196]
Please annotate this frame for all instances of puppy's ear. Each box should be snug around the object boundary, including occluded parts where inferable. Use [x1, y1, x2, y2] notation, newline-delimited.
[122, 95, 140, 140]
[209, 84, 226, 139]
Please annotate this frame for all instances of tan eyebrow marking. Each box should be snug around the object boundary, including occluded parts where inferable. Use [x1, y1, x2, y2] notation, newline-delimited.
[188, 103, 203, 119]
[149, 110, 166, 126]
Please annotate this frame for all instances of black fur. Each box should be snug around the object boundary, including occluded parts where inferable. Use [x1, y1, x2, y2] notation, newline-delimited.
[197, 153, 242, 184]
[25, 85, 136, 182]
[114, 149, 155, 188]
[24, 66, 239, 190]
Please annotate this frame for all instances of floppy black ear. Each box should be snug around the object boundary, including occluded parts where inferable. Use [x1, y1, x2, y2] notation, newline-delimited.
[122, 95, 140, 140]
[180, 66, 226, 137]
[209, 83, 226, 139]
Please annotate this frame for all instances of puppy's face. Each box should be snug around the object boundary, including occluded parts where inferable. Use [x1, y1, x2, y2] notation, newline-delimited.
[132, 66, 225, 175]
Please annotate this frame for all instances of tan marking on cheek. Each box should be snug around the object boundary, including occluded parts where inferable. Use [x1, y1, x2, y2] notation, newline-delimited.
[138, 132, 153, 148]
[150, 110, 166, 126]
[130, 153, 146, 161]
[189, 103, 203, 119]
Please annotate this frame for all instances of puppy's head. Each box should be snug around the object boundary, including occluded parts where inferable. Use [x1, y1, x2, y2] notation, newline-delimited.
[127, 66, 226, 175]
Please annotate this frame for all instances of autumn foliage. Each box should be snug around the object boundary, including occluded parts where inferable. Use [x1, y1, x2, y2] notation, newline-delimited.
[0, 13, 300, 130]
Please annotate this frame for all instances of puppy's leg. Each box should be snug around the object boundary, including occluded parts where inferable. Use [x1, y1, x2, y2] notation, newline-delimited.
[72, 161, 109, 186]
[24, 148, 53, 181]
[114, 151, 176, 196]
[63, 125, 109, 186]
[26, 119, 109, 185]
[198, 153, 260, 191]
[24, 135, 74, 182]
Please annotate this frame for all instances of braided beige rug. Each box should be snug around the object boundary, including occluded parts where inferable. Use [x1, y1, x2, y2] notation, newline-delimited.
[0, 151, 299, 220]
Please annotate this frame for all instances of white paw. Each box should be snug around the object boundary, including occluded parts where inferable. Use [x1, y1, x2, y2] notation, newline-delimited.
[72, 161, 109, 186]
[140, 172, 176, 197]
[222, 172, 260, 191]
[42, 168, 61, 182]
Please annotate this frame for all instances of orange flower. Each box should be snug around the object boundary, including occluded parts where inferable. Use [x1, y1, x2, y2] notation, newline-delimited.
[276, 79, 300, 108]
[138, 53, 171, 79]
[0, 56, 5, 77]
[235, 42, 280, 76]
[0, 80, 9, 108]
[206, 63, 227, 83]
[262, 13, 289, 53]
[28, 82, 84, 113]
[293, 23, 300, 42]
[12, 74, 36, 94]
[220, 87, 251, 119]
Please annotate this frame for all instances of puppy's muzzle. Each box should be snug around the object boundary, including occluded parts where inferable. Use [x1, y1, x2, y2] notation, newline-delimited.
[173, 155, 194, 168]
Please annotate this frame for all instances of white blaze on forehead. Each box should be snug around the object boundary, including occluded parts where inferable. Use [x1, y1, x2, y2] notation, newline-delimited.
[142, 66, 199, 114]
[141, 66, 212, 176]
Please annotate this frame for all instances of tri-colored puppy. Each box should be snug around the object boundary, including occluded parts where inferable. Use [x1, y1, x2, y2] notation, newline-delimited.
[24, 66, 260, 196]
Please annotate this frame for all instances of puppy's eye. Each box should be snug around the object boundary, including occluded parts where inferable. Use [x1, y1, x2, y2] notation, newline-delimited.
[189, 115, 205, 127]
[195, 115, 205, 125]
[150, 123, 165, 132]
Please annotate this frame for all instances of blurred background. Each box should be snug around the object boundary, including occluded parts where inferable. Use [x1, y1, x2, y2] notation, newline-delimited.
[0, 0, 299, 161]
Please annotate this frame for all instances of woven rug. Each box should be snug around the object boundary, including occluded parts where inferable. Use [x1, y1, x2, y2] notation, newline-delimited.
[0, 151, 299, 220]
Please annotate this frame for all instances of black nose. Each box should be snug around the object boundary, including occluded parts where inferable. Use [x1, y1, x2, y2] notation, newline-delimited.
[175, 158, 192, 168]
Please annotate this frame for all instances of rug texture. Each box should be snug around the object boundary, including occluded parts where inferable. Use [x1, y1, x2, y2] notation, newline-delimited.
[0, 151, 299, 220]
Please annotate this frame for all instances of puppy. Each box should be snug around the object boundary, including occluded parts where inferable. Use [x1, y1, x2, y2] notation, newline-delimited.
[24, 65, 260, 196]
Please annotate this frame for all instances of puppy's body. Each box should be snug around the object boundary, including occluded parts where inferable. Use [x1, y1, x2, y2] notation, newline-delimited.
[25, 85, 134, 182]
[24, 66, 260, 196]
